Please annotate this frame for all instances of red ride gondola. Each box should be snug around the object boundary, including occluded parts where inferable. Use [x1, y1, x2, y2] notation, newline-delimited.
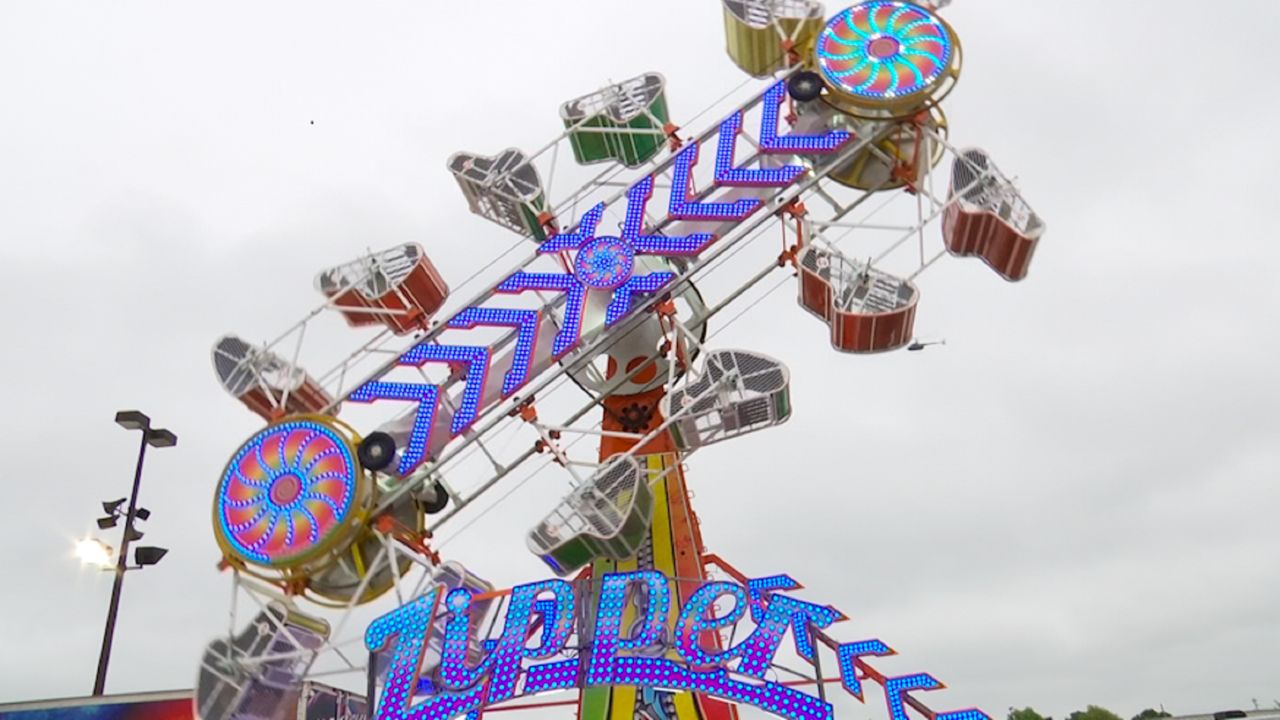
[212, 335, 334, 421]
[942, 147, 1045, 282]
[315, 243, 450, 335]
[797, 246, 919, 353]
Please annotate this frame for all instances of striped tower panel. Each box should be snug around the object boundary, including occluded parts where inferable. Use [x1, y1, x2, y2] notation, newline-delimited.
[575, 390, 740, 720]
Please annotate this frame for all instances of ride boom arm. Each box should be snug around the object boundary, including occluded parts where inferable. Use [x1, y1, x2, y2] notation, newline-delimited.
[342, 79, 857, 491]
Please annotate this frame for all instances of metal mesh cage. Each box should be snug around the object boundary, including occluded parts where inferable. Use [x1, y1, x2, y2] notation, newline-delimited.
[315, 243, 423, 300]
[664, 349, 791, 451]
[722, 0, 824, 77]
[527, 455, 654, 575]
[723, 0, 823, 28]
[561, 73, 666, 125]
[448, 148, 548, 238]
[949, 148, 1043, 236]
[560, 73, 671, 168]
[196, 603, 330, 720]
[212, 335, 307, 398]
[799, 247, 917, 315]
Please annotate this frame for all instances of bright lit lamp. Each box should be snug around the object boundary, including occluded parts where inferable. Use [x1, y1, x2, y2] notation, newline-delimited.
[76, 539, 115, 569]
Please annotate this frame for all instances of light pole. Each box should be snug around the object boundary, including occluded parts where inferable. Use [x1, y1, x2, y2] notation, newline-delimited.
[90, 410, 176, 696]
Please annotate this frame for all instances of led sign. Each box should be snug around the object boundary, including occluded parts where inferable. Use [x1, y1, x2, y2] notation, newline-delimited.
[346, 80, 854, 476]
[364, 570, 988, 720]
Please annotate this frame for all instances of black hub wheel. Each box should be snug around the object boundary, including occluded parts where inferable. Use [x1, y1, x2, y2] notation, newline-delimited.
[421, 483, 449, 514]
[787, 71, 825, 102]
[357, 432, 397, 472]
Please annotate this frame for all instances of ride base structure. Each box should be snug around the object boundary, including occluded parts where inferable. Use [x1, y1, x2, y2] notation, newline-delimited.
[200, 3, 1046, 720]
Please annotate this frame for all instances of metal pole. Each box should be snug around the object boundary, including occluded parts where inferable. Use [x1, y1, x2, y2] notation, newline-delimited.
[92, 429, 149, 695]
[811, 634, 828, 704]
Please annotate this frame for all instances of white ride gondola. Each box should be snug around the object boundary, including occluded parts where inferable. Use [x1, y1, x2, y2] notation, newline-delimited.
[315, 243, 450, 336]
[527, 455, 654, 577]
[212, 335, 334, 421]
[942, 147, 1045, 282]
[797, 246, 919, 353]
[195, 602, 330, 720]
[662, 349, 791, 452]
[448, 148, 550, 241]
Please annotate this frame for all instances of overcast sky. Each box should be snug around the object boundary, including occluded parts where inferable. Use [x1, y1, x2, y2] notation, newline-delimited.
[2, 0, 1278, 717]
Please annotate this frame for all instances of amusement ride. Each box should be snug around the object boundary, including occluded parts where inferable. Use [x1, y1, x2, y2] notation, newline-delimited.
[198, 2, 1046, 720]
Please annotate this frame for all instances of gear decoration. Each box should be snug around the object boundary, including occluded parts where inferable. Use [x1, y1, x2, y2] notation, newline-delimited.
[617, 402, 657, 434]
[816, 1, 955, 106]
[214, 417, 367, 569]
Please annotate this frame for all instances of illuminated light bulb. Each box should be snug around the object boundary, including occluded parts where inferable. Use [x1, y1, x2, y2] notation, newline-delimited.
[75, 538, 114, 569]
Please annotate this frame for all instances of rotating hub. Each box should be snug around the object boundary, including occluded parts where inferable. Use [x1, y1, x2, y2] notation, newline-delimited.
[815, 1, 960, 115]
[213, 416, 369, 570]
[573, 236, 636, 290]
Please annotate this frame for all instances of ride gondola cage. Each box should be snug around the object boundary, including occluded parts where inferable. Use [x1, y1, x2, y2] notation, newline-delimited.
[661, 349, 792, 452]
[211, 335, 335, 421]
[797, 245, 919, 353]
[315, 243, 450, 336]
[448, 148, 551, 242]
[560, 73, 671, 169]
[527, 455, 655, 577]
[942, 147, 1045, 282]
[721, 0, 825, 78]
[196, 601, 331, 720]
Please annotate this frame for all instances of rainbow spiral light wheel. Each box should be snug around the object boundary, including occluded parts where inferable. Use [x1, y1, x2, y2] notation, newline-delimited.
[574, 236, 636, 290]
[214, 417, 368, 570]
[816, 1, 960, 114]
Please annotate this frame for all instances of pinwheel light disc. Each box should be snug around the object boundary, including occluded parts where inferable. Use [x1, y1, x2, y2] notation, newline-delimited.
[214, 418, 364, 569]
[816, 1, 955, 104]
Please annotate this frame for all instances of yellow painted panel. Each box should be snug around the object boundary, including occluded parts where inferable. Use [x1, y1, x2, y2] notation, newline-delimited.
[610, 685, 638, 720]
[647, 455, 677, 578]
[673, 689, 704, 720]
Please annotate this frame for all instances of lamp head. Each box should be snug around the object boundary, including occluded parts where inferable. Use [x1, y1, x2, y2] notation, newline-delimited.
[146, 429, 177, 448]
[114, 410, 150, 431]
[134, 546, 168, 567]
[75, 539, 115, 569]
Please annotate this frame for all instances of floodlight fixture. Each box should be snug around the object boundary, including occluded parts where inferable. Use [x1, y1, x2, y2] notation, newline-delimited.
[113, 411, 150, 431]
[96, 517, 118, 530]
[102, 499, 126, 516]
[134, 508, 151, 521]
[145, 429, 177, 448]
[134, 546, 168, 567]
